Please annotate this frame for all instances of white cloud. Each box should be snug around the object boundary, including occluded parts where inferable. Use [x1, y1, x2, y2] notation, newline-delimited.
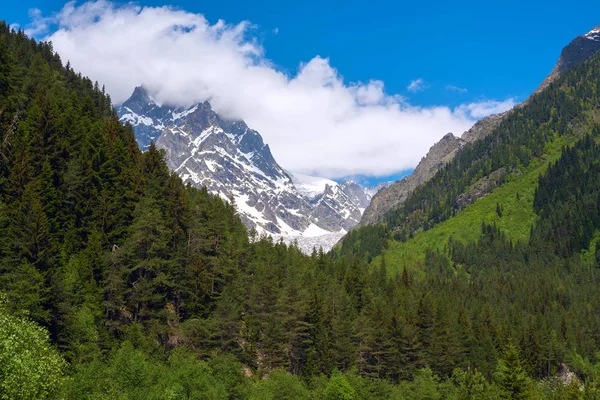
[455, 99, 516, 119]
[407, 78, 428, 93]
[24, 8, 53, 37]
[31, 1, 515, 178]
[273, 27, 279, 35]
[447, 84, 468, 93]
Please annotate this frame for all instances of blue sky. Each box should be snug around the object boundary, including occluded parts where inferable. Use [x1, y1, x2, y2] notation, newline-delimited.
[4, 1, 600, 183]
[8, 0, 600, 106]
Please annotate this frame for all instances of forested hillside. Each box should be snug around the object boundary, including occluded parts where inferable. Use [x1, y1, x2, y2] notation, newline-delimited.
[3, 21, 600, 399]
[341, 44, 600, 263]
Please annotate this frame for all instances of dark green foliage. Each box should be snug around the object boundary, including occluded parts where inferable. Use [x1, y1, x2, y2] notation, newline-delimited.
[0, 21, 246, 355]
[532, 127, 600, 256]
[495, 342, 533, 399]
[339, 224, 389, 262]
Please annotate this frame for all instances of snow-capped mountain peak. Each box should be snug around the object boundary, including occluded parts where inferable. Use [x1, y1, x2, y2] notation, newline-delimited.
[118, 86, 199, 149]
[585, 26, 600, 41]
[117, 87, 373, 252]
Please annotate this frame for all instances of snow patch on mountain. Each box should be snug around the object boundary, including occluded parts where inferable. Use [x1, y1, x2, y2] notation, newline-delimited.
[585, 27, 600, 41]
[273, 231, 347, 254]
[290, 172, 338, 199]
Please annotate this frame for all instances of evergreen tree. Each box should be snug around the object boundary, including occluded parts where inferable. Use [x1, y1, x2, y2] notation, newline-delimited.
[494, 342, 533, 400]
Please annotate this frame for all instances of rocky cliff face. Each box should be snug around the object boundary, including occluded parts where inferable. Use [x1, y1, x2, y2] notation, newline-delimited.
[155, 103, 308, 235]
[309, 181, 370, 231]
[117, 87, 370, 252]
[358, 24, 600, 227]
[461, 112, 507, 143]
[360, 132, 464, 225]
[454, 168, 507, 211]
[118, 86, 184, 150]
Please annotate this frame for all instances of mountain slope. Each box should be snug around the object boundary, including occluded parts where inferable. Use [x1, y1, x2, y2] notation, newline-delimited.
[117, 89, 369, 250]
[371, 133, 572, 273]
[154, 100, 306, 235]
[359, 25, 600, 228]
[342, 24, 600, 264]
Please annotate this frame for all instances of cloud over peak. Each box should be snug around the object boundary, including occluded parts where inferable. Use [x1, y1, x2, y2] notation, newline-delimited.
[29, 1, 515, 178]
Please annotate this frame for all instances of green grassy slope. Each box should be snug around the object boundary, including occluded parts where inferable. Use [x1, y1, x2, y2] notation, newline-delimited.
[372, 133, 577, 275]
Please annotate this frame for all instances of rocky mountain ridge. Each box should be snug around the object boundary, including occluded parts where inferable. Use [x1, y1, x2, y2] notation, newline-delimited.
[535, 25, 600, 95]
[358, 24, 600, 226]
[360, 132, 464, 225]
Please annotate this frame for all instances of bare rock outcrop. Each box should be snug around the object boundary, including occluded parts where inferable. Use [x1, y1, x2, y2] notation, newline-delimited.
[454, 168, 507, 211]
[461, 112, 507, 143]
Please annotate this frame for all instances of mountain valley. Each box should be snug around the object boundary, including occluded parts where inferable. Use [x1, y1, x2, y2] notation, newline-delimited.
[4, 15, 600, 400]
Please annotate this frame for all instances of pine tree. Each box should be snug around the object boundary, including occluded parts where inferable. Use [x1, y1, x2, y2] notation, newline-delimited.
[494, 342, 533, 400]
[121, 195, 171, 330]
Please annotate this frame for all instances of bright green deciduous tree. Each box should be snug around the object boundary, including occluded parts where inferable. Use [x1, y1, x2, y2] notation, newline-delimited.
[323, 371, 358, 400]
[0, 294, 65, 400]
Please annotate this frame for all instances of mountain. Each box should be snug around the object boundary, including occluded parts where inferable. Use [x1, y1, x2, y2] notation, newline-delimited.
[289, 172, 338, 198]
[117, 89, 369, 251]
[358, 25, 600, 227]
[118, 86, 178, 149]
[289, 172, 371, 229]
[344, 23, 600, 258]
[535, 24, 600, 94]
